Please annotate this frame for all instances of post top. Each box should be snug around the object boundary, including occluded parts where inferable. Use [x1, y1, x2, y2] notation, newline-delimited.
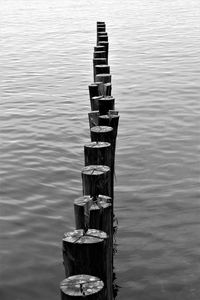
[84, 141, 111, 148]
[63, 228, 107, 244]
[60, 274, 104, 296]
[91, 125, 113, 133]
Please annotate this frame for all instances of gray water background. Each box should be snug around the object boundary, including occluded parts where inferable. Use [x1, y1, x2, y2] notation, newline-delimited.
[1, 0, 200, 299]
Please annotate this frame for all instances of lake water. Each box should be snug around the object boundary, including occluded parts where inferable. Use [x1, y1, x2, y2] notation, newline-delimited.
[1, 0, 200, 299]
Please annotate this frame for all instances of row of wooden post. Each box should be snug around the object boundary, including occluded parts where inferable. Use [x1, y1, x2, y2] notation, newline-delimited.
[60, 21, 119, 300]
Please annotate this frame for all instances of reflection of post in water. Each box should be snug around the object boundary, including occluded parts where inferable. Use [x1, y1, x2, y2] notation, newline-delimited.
[59, 21, 121, 300]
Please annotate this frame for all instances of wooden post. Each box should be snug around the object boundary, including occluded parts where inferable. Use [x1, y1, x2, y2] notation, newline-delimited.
[95, 65, 110, 77]
[97, 26, 106, 45]
[88, 111, 99, 129]
[74, 195, 92, 229]
[98, 35, 108, 43]
[73, 195, 112, 240]
[93, 58, 107, 81]
[97, 32, 108, 45]
[60, 275, 104, 300]
[97, 21, 105, 26]
[98, 96, 115, 115]
[84, 141, 111, 168]
[98, 32, 107, 37]
[91, 95, 103, 111]
[96, 73, 111, 84]
[93, 51, 106, 59]
[97, 26, 106, 33]
[98, 41, 109, 64]
[94, 45, 105, 52]
[82, 165, 111, 198]
[99, 114, 119, 144]
[88, 83, 99, 102]
[90, 126, 114, 199]
[90, 126, 113, 146]
[97, 195, 113, 300]
[104, 83, 112, 96]
[98, 114, 119, 202]
[63, 229, 108, 285]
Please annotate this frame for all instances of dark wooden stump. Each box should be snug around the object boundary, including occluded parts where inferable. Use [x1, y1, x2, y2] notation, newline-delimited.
[98, 35, 108, 43]
[93, 58, 107, 81]
[98, 41, 109, 63]
[98, 96, 115, 115]
[82, 165, 111, 198]
[88, 111, 99, 129]
[104, 83, 112, 96]
[94, 51, 106, 59]
[95, 64, 110, 77]
[91, 95, 103, 111]
[88, 83, 99, 105]
[74, 195, 92, 229]
[84, 141, 111, 168]
[63, 229, 107, 281]
[96, 73, 111, 84]
[94, 45, 105, 52]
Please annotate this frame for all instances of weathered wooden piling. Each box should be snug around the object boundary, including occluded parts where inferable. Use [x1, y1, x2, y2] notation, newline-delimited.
[94, 45, 105, 52]
[94, 51, 107, 59]
[88, 111, 99, 129]
[90, 125, 113, 146]
[98, 96, 115, 116]
[63, 229, 108, 285]
[93, 58, 107, 81]
[84, 141, 111, 167]
[60, 275, 104, 300]
[95, 65, 110, 76]
[97, 21, 105, 26]
[104, 83, 112, 96]
[91, 95, 102, 111]
[97, 32, 108, 45]
[74, 195, 92, 229]
[98, 32, 108, 37]
[82, 165, 111, 198]
[96, 73, 112, 84]
[99, 114, 120, 169]
[89, 83, 99, 102]
[73, 194, 112, 234]
[98, 41, 109, 63]
[90, 126, 114, 199]
[97, 26, 106, 34]
[98, 35, 109, 43]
